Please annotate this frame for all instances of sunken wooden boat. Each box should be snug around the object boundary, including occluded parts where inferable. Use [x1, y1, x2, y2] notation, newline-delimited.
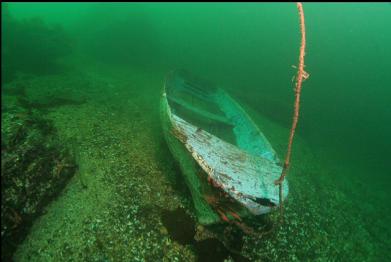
[160, 70, 288, 225]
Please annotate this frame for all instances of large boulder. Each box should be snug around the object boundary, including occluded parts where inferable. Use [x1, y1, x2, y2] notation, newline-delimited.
[1, 99, 76, 260]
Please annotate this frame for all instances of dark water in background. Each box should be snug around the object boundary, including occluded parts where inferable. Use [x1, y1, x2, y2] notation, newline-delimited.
[2, 2, 391, 260]
[6, 3, 390, 179]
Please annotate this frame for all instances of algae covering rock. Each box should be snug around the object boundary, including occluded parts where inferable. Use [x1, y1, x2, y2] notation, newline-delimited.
[1, 104, 76, 260]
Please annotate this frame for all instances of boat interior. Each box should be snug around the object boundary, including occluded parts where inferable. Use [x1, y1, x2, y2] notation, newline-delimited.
[166, 71, 238, 146]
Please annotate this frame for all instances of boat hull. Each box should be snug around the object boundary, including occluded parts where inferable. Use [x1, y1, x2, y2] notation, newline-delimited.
[160, 70, 288, 225]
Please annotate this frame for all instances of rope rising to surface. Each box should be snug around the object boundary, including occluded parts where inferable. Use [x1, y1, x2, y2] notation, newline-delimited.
[274, 2, 308, 218]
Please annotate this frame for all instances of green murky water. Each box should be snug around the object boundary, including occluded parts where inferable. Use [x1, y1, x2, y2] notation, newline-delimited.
[2, 3, 390, 261]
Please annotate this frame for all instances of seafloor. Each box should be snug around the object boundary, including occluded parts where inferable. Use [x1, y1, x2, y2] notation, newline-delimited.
[3, 62, 390, 262]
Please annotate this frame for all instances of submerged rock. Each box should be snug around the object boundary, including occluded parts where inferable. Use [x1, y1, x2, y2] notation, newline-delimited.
[160, 207, 249, 262]
[1, 107, 76, 260]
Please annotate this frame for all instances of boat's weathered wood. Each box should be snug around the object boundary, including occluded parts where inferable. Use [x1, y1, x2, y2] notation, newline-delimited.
[170, 114, 288, 215]
[161, 70, 289, 225]
[167, 95, 232, 126]
[161, 95, 221, 225]
[214, 89, 279, 162]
